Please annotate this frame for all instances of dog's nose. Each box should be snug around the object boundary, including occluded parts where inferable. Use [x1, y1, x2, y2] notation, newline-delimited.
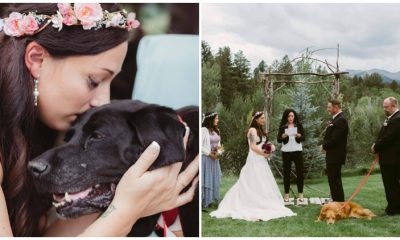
[28, 160, 50, 177]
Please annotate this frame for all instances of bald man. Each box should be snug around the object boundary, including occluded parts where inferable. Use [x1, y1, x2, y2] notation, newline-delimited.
[372, 97, 400, 216]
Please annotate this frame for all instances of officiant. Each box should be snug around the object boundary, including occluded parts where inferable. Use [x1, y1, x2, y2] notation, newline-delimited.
[277, 109, 305, 202]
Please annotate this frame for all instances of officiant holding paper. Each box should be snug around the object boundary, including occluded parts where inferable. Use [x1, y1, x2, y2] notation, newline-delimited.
[277, 109, 305, 202]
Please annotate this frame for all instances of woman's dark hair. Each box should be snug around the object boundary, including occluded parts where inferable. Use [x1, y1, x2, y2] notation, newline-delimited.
[202, 112, 220, 135]
[0, 3, 129, 236]
[279, 108, 302, 128]
[249, 111, 267, 144]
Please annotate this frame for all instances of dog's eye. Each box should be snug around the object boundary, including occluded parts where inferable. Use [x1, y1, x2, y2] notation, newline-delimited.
[83, 131, 105, 151]
[90, 131, 105, 141]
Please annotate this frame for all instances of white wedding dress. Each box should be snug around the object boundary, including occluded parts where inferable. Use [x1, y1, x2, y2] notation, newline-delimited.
[210, 135, 296, 221]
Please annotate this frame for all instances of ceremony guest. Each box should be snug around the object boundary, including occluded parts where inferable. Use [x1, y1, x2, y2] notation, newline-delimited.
[372, 97, 400, 216]
[201, 112, 222, 208]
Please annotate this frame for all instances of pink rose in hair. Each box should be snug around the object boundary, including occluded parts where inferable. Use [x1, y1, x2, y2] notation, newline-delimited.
[57, 3, 72, 15]
[127, 12, 140, 30]
[3, 12, 24, 37]
[21, 13, 39, 35]
[57, 3, 77, 26]
[74, 3, 103, 30]
[63, 12, 78, 26]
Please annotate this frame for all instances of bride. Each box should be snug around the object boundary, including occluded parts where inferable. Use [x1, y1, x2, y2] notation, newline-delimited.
[210, 111, 296, 221]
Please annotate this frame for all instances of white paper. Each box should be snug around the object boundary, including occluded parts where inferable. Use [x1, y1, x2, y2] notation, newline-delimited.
[309, 197, 322, 205]
[285, 127, 298, 136]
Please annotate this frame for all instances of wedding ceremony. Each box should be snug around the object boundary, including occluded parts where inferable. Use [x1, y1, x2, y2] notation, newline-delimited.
[2, 1, 400, 238]
[201, 3, 400, 237]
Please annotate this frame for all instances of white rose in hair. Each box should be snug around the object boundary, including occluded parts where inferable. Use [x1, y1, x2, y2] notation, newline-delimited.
[51, 11, 64, 31]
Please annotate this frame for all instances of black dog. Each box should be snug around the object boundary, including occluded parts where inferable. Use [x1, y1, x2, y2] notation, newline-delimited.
[28, 100, 199, 236]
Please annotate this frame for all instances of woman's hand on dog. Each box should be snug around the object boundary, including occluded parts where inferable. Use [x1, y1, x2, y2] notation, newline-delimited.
[115, 141, 199, 216]
[81, 141, 199, 236]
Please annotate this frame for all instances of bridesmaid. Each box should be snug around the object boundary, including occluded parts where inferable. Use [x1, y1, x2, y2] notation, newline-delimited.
[201, 112, 222, 208]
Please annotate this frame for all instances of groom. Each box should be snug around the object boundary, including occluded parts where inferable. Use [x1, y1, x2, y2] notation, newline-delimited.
[371, 97, 400, 216]
[320, 99, 349, 202]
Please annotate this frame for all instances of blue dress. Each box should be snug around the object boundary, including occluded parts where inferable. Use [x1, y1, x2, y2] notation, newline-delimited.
[202, 131, 222, 208]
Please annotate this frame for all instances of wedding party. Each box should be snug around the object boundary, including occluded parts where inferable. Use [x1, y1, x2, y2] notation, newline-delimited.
[202, 3, 400, 237]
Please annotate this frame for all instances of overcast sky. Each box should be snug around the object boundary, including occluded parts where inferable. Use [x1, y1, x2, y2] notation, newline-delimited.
[202, 3, 400, 72]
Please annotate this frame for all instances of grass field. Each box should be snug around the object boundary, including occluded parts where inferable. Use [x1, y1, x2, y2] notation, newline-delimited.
[202, 173, 400, 237]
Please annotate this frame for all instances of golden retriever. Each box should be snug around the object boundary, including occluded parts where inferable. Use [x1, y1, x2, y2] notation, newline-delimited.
[316, 201, 376, 224]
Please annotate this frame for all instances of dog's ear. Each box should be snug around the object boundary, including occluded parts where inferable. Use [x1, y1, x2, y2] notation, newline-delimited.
[320, 205, 328, 215]
[125, 106, 186, 170]
[335, 211, 342, 220]
[176, 106, 199, 169]
[319, 211, 326, 220]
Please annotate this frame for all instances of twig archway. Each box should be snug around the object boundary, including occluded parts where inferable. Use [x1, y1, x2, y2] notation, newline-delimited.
[259, 44, 349, 132]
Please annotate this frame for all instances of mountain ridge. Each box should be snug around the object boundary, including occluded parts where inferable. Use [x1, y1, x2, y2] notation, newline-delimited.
[346, 69, 400, 83]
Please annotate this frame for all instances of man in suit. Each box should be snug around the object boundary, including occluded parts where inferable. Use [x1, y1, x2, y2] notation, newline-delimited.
[372, 97, 400, 216]
[320, 99, 349, 201]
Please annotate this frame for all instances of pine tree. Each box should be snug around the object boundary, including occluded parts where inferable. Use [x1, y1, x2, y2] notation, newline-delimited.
[202, 62, 221, 112]
[278, 55, 293, 72]
[389, 80, 399, 92]
[215, 47, 236, 107]
[289, 83, 325, 178]
[253, 60, 267, 82]
[201, 41, 213, 65]
[364, 73, 384, 88]
[201, 41, 221, 112]
[232, 50, 253, 97]
[232, 50, 251, 81]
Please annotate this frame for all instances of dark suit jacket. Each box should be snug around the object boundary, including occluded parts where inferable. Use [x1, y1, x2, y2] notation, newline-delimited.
[277, 123, 305, 145]
[323, 112, 349, 164]
[374, 110, 400, 165]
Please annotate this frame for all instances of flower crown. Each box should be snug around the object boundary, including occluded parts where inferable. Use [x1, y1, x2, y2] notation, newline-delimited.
[249, 111, 265, 128]
[252, 111, 263, 118]
[0, 3, 140, 37]
[250, 111, 263, 124]
[202, 112, 218, 123]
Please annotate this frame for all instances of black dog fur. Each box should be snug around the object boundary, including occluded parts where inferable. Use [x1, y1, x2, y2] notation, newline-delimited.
[28, 100, 199, 236]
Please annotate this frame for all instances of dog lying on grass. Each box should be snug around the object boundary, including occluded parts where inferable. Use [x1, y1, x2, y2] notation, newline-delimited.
[316, 201, 376, 224]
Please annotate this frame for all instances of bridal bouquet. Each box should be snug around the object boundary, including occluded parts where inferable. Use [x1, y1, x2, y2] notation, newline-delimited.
[262, 142, 276, 154]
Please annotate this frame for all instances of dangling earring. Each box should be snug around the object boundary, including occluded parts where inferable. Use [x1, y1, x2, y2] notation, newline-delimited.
[33, 77, 39, 107]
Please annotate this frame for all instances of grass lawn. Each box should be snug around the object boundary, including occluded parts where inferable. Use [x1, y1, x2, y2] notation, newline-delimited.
[202, 173, 400, 237]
